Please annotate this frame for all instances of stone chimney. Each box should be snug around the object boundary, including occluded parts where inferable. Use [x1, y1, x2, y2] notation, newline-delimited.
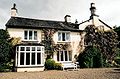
[11, 3, 17, 17]
[90, 3, 96, 16]
[64, 15, 71, 23]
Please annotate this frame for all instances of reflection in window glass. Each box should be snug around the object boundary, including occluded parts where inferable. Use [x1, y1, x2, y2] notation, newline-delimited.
[62, 33, 65, 41]
[24, 31, 27, 40]
[65, 51, 68, 61]
[26, 53, 30, 65]
[20, 47, 25, 51]
[37, 47, 41, 51]
[29, 31, 32, 40]
[32, 47, 35, 51]
[34, 31, 37, 40]
[26, 47, 30, 51]
[58, 32, 61, 41]
[20, 53, 24, 65]
[57, 51, 59, 61]
[31, 53, 35, 65]
[37, 53, 41, 64]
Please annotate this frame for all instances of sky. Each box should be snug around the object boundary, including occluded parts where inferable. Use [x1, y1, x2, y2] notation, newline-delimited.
[0, 0, 120, 29]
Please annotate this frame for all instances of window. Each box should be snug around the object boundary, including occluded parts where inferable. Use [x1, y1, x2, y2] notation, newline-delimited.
[16, 46, 44, 67]
[57, 51, 72, 61]
[58, 32, 70, 42]
[24, 30, 37, 41]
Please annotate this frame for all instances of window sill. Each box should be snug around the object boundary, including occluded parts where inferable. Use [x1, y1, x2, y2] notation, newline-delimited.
[57, 41, 71, 43]
[17, 64, 44, 67]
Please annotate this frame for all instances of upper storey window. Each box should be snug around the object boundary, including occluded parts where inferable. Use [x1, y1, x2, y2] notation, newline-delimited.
[24, 30, 37, 41]
[58, 32, 70, 42]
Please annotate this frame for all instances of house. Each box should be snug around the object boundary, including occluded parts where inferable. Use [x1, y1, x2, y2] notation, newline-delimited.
[6, 3, 112, 72]
[79, 3, 112, 31]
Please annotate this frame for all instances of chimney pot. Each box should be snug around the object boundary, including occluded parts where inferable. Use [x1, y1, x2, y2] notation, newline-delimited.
[64, 15, 71, 23]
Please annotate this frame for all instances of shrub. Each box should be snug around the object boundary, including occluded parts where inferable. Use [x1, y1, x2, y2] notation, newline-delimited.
[54, 62, 62, 70]
[78, 46, 103, 68]
[45, 59, 62, 70]
[114, 57, 120, 65]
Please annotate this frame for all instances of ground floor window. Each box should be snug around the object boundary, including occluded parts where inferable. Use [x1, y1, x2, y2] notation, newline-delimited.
[57, 50, 72, 61]
[16, 46, 44, 67]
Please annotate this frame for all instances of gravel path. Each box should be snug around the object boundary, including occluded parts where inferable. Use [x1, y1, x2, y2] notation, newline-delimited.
[0, 68, 120, 79]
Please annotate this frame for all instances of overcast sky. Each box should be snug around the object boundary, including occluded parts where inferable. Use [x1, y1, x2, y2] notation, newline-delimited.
[0, 0, 120, 29]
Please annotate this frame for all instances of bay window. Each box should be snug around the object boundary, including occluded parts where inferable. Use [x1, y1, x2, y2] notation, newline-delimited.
[16, 46, 44, 67]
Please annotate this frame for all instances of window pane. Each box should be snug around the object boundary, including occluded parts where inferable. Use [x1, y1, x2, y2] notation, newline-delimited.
[69, 51, 72, 61]
[62, 33, 65, 41]
[66, 33, 70, 41]
[65, 51, 68, 61]
[20, 53, 24, 65]
[26, 47, 30, 51]
[37, 53, 41, 64]
[26, 53, 30, 65]
[61, 51, 63, 61]
[31, 53, 35, 65]
[32, 47, 35, 51]
[20, 47, 25, 51]
[37, 47, 41, 51]
[24, 31, 28, 40]
[34, 31, 37, 40]
[57, 51, 59, 61]
[16, 47, 19, 51]
[58, 32, 61, 41]
[29, 31, 32, 40]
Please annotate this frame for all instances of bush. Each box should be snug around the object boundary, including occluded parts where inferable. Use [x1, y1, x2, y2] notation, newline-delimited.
[78, 46, 103, 68]
[45, 59, 62, 70]
[114, 57, 120, 65]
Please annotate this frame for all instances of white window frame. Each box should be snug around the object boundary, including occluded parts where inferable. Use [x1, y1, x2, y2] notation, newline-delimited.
[57, 50, 72, 62]
[24, 30, 38, 41]
[58, 31, 70, 42]
[15, 46, 44, 67]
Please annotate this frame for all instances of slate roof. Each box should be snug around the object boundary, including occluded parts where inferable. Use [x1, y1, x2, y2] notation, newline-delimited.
[6, 17, 82, 32]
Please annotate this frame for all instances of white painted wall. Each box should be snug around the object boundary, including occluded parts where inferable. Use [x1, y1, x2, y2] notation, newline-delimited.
[7, 28, 42, 43]
[53, 31, 83, 61]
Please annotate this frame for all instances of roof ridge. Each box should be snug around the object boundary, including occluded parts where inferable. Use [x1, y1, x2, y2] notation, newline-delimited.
[12, 16, 64, 23]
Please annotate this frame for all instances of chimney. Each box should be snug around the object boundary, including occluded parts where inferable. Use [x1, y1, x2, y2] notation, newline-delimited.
[11, 3, 17, 17]
[90, 3, 96, 16]
[64, 15, 71, 23]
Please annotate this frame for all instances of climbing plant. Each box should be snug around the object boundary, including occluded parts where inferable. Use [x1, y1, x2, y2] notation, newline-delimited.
[41, 29, 56, 59]
[84, 25, 118, 60]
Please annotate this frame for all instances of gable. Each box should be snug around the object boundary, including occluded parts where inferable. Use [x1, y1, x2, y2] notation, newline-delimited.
[79, 18, 112, 31]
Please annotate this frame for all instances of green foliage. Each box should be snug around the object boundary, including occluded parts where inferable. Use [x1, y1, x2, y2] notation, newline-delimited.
[0, 29, 12, 71]
[45, 59, 61, 70]
[41, 29, 56, 58]
[114, 57, 120, 65]
[85, 25, 118, 60]
[78, 46, 103, 68]
[114, 26, 120, 48]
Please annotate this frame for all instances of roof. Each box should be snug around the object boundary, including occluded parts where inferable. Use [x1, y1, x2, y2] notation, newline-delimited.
[6, 17, 82, 32]
[79, 17, 112, 29]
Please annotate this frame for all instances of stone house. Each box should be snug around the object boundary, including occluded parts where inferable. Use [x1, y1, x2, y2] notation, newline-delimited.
[6, 3, 112, 72]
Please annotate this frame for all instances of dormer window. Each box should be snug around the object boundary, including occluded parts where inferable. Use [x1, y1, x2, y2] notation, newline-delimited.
[24, 30, 37, 41]
[58, 31, 70, 42]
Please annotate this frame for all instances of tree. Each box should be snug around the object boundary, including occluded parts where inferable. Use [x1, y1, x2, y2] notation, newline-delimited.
[0, 29, 12, 71]
[78, 46, 103, 68]
[114, 26, 120, 48]
[84, 25, 118, 60]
